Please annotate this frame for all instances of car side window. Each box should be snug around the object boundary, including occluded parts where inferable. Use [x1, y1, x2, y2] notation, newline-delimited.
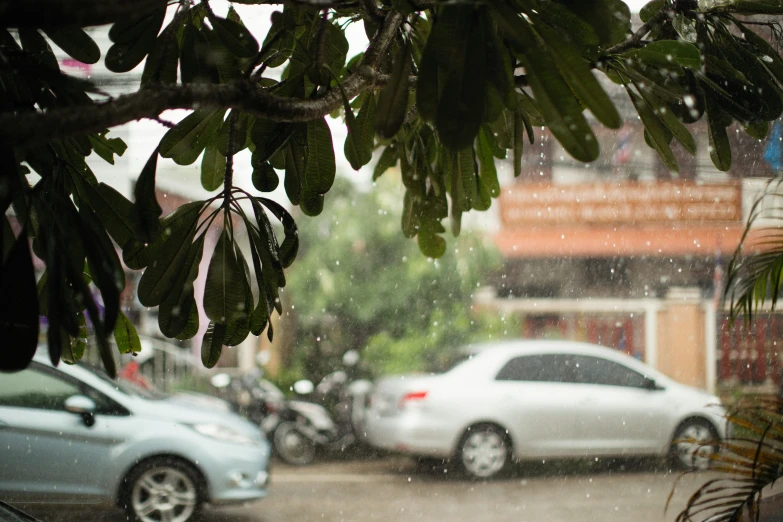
[495, 354, 575, 382]
[0, 364, 129, 415]
[572, 355, 649, 388]
[0, 367, 81, 411]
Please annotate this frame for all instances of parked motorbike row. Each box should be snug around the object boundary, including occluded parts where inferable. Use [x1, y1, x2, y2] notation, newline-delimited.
[209, 351, 373, 466]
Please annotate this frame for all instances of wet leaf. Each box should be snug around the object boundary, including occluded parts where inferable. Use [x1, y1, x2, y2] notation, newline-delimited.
[304, 118, 335, 195]
[375, 40, 412, 140]
[0, 234, 39, 372]
[201, 143, 226, 192]
[204, 230, 248, 324]
[114, 310, 142, 354]
[43, 26, 100, 64]
[105, 8, 165, 72]
[201, 322, 226, 368]
[159, 109, 226, 166]
[134, 150, 162, 243]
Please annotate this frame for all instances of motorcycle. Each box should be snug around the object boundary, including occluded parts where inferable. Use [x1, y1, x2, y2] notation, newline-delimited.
[208, 371, 338, 466]
[279, 350, 374, 461]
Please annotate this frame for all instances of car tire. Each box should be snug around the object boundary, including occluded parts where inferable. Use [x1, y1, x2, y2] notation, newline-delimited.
[457, 424, 511, 480]
[670, 418, 720, 471]
[120, 457, 203, 522]
[274, 421, 317, 466]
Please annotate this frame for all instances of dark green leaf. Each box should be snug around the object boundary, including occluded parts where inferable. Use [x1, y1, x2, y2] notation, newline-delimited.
[732, 0, 783, 14]
[105, 8, 165, 72]
[0, 235, 39, 372]
[137, 203, 201, 306]
[375, 40, 412, 140]
[159, 109, 226, 166]
[304, 118, 335, 195]
[416, 31, 440, 123]
[61, 313, 87, 365]
[250, 120, 295, 163]
[252, 159, 279, 192]
[477, 128, 500, 198]
[743, 120, 769, 140]
[83, 182, 147, 246]
[210, 15, 259, 58]
[249, 299, 269, 337]
[284, 142, 303, 205]
[417, 231, 446, 258]
[88, 132, 127, 165]
[402, 191, 421, 238]
[77, 204, 123, 333]
[43, 26, 100, 64]
[204, 230, 248, 324]
[495, 6, 598, 162]
[175, 303, 200, 341]
[1, 214, 13, 264]
[141, 24, 179, 85]
[344, 93, 376, 170]
[435, 9, 487, 150]
[637, 40, 701, 70]
[159, 234, 205, 338]
[134, 149, 162, 240]
[260, 197, 298, 268]
[706, 99, 732, 172]
[201, 143, 226, 192]
[536, 23, 621, 129]
[300, 191, 325, 217]
[114, 311, 142, 354]
[201, 322, 226, 368]
[18, 28, 59, 71]
[373, 146, 398, 181]
[629, 90, 678, 172]
[640, 0, 665, 23]
[514, 109, 524, 179]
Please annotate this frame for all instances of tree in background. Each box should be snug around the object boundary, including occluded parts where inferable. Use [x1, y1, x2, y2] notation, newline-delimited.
[284, 178, 509, 381]
[4, 0, 783, 374]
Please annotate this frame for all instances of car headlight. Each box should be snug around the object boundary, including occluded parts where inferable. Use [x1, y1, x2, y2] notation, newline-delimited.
[191, 423, 258, 445]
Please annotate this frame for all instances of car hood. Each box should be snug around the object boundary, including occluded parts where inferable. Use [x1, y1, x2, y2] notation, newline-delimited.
[126, 395, 260, 436]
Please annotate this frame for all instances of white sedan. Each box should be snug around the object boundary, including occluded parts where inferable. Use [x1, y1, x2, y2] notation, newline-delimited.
[365, 340, 727, 479]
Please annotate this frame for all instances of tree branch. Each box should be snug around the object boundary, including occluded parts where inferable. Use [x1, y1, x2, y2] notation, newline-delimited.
[0, 11, 404, 147]
[603, 8, 672, 56]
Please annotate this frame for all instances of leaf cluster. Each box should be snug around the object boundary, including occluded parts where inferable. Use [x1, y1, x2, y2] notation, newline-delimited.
[4, 0, 783, 374]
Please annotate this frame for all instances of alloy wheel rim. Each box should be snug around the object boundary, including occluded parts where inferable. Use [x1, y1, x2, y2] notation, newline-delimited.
[462, 431, 507, 478]
[131, 466, 197, 522]
[676, 424, 716, 470]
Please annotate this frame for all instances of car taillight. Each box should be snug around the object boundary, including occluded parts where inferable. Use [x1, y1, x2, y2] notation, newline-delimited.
[399, 391, 428, 409]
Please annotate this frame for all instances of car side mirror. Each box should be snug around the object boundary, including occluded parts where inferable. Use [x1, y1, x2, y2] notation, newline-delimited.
[643, 377, 663, 391]
[64, 395, 96, 427]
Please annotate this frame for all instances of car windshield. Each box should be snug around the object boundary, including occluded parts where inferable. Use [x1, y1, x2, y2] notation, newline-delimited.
[79, 363, 167, 401]
[6, 2, 783, 522]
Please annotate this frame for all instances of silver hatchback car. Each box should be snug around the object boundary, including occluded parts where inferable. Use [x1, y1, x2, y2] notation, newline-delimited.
[0, 357, 270, 522]
[366, 341, 727, 479]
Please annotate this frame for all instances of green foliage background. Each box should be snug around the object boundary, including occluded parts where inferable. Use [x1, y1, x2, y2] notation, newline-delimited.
[283, 177, 512, 380]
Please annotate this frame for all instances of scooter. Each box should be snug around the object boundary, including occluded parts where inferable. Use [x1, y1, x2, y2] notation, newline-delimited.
[209, 371, 337, 466]
[278, 350, 374, 462]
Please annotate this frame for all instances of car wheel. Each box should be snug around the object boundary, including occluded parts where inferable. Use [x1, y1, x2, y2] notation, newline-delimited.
[274, 421, 317, 466]
[121, 457, 202, 522]
[670, 418, 719, 471]
[458, 424, 511, 479]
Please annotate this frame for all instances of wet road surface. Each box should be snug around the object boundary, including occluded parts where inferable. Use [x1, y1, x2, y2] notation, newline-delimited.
[21, 456, 729, 522]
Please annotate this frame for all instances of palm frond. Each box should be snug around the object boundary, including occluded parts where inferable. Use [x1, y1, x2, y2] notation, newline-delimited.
[674, 398, 783, 522]
[726, 177, 783, 325]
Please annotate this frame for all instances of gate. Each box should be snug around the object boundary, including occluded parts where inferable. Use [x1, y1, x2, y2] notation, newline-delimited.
[717, 314, 783, 385]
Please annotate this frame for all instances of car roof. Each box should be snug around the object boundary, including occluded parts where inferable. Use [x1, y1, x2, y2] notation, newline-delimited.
[455, 339, 656, 374]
